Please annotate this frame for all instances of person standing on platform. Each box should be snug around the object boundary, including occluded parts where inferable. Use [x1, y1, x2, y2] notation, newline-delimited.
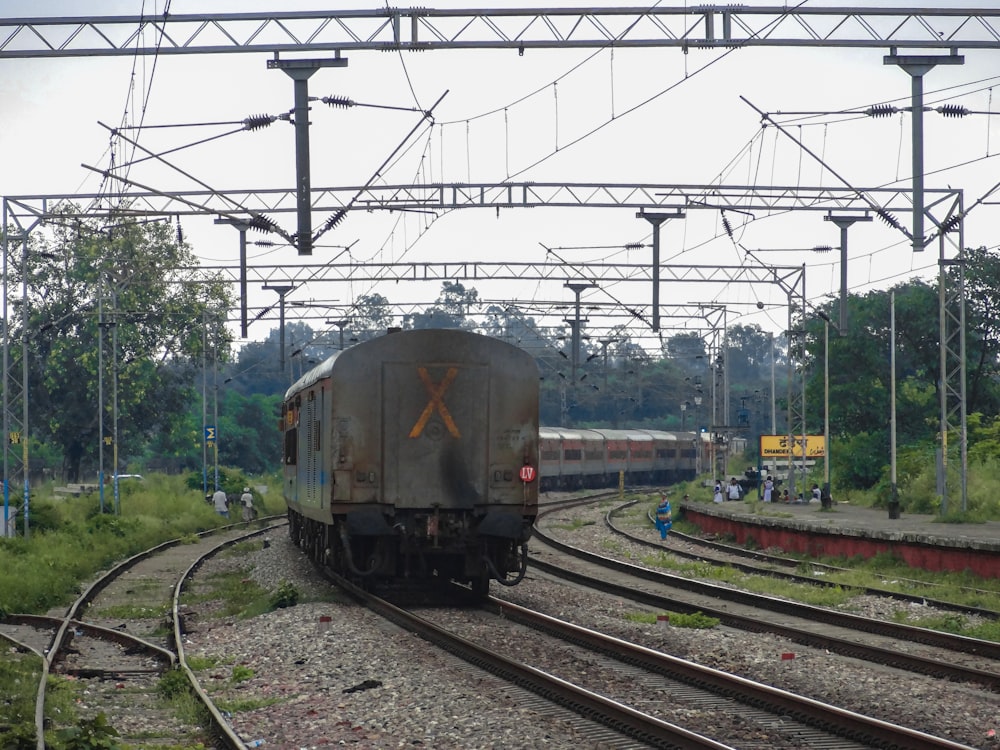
[713, 480, 724, 504]
[654, 492, 672, 540]
[727, 477, 742, 502]
[763, 475, 774, 503]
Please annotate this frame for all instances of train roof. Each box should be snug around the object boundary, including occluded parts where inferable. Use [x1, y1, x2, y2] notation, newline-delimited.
[539, 428, 700, 441]
[284, 328, 538, 400]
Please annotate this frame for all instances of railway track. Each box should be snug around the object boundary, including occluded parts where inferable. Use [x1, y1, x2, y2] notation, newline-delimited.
[319, 562, 978, 749]
[0, 517, 283, 749]
[319, 564, 736, 749]
[531, 514, 1000, 691]
[625, 502, 1000, 620]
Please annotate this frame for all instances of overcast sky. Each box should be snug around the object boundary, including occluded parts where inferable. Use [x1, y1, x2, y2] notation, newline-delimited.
[2, 1, 999, 351]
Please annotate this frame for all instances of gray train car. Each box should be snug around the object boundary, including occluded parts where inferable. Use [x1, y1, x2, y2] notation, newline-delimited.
[281, 329, 539, 594]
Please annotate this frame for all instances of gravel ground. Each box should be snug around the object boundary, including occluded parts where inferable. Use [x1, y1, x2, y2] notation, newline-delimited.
[179, 519, 1000, 750]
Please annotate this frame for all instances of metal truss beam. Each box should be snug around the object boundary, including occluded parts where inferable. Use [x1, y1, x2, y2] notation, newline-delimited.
[192, 260, 804, 288]
[5, 183, 955, 224]
[263, 298, 729, 332]
[3, 7, 1000, 59]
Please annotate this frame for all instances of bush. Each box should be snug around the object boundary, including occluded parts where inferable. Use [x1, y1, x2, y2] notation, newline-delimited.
[270, 580, 299, 610]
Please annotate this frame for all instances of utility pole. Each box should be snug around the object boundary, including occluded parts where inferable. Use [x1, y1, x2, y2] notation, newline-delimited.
[563, 281, 596, 425]
[268, 55, 348, 255]
[884, 51, 964, 252]
[263, 284, 295, 371]
[214, 217, 252, 337]
[824, 212, 872, 333]
[637, 209, 684, 331]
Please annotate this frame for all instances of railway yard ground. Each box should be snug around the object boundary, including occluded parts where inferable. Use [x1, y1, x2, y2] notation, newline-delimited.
[4, 491, 1000, 749]
[176, 496, 998, 749]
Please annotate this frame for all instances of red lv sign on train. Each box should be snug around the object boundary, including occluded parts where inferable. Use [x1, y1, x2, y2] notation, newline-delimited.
[408, 367, 461, 438]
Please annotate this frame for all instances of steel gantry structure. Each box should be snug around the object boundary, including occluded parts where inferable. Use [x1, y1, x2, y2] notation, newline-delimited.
[3, 5, 986, 532]
[3, 7, 1000, 58]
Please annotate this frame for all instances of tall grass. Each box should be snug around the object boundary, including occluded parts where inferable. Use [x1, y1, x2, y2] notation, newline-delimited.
[0, 473, 282, 616]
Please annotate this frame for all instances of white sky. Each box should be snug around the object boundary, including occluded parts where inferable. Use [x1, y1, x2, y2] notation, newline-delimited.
[2, 1, 999, 351]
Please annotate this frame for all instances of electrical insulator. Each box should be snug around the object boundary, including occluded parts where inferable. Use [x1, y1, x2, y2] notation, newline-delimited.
[242, 114, 277, 131]
[936, 104, 969, 118]
[939, 213, 963, 234]
[248, 214, 278, 234]
[623, 242, 643, 250]
[876, 209, 901, 230]
[721, 212, 734, 239]
[323, 210, 347, 232]
[322, 96, 355, 108]
[865, 104, 898, 118]
[176, 219, 184, 245]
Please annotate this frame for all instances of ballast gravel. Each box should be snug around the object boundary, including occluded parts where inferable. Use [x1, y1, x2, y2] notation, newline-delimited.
[180, 517, 999, 750]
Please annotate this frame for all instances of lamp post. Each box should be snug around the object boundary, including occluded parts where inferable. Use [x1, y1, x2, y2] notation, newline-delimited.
[823, 316, 830, 506]
[693, 394, 703, 474]
[818, 311, 833, 508]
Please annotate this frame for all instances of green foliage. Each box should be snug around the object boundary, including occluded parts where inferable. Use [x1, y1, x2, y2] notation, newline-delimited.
[16, 212, 232, 480]
[270, 580, 300, 610]
[835, 432, 887, 489]
[52, 713, 122, 750]
[0, 722, 37, 750]
[216, 696, 282, 714]
[157, 669, 191, 700]
[20, 499, 62, 534]
[0, 653, 42, 749]
[624, 610, 720, 629]
[183, 467, 250, 498]
[0, 475, 228, 614]
[229, 665, 255, 684]
[184, 656, 219, 671]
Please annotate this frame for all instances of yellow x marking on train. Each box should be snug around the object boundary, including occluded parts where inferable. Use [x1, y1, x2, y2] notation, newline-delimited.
[409, 367, 461, 438]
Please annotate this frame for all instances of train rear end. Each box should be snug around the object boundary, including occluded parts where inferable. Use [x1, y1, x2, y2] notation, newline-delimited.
[283, 329, 539, 594]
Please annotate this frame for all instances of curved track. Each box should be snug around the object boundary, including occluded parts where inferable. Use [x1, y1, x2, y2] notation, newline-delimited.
[531, 505, 1000, 690]
[0, 517, 284, 749]
[635, 504, 999, 619]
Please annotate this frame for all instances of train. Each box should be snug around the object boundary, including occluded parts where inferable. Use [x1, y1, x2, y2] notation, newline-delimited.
[538, 427, 699, 491]
[281, 328, 700, 593]
[281, 328, 539, 595]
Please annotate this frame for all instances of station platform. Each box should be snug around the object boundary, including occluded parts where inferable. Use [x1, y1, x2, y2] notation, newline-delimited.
[678, 499, 1000, 579]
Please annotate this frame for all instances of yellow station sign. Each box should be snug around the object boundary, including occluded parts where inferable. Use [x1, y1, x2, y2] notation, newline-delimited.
[759, 434, 826, 458]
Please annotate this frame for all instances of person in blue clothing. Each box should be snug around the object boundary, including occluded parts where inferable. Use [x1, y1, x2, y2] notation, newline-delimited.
[654, 492, 672, 540]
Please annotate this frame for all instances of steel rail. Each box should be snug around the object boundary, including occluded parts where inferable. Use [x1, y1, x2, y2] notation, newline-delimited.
[616, 503, 1000, 620]
[21, 517, 284, 750]
[320, 565, 737, 750]
[530, 523, 1000, 690]
[489, 597, 980, 750]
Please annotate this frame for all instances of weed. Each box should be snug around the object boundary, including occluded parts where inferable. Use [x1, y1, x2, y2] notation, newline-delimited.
[185, 655, 219, 671]
[93, 603, 170, 620]
[216, 696, 283, 713]
[230, 664, 255, 684]
[625, 610, 720, 629]
[52, 712, 122, 750]
[270, 580, 300, 610]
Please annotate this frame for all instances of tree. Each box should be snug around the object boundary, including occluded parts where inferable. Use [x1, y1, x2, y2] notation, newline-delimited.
[11, 209, 232, 480]
[404, 282, 481, 330]
[351, 293, 395, 342]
